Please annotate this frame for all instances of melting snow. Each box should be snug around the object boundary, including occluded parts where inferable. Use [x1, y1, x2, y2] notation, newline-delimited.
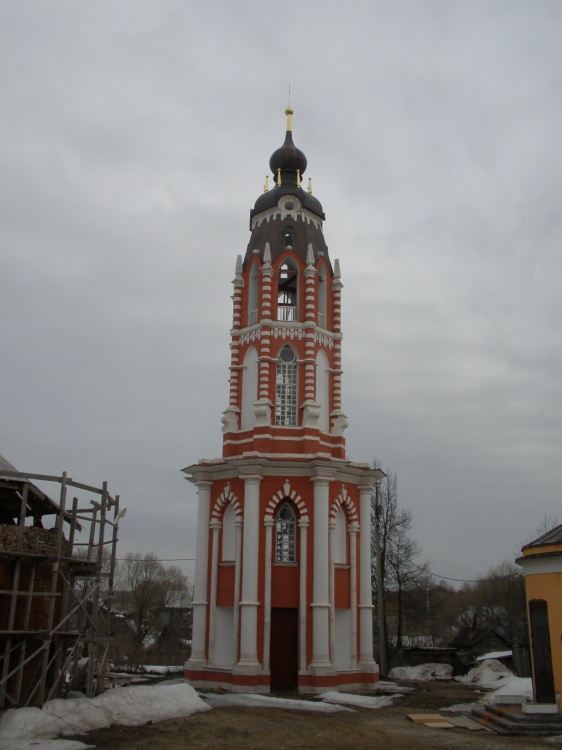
[455, 658, 527, 692]
[388, 663, 453, 681]
[202, 692, 352, 712]
[0, 683, 209, 750]
[320, 690, 400, 709]
[0, 662, 537, 750]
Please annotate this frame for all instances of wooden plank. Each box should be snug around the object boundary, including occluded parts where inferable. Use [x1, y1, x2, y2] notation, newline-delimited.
[407, 713, 446, 724]
[447, 715, 493, 731]
[424, 722, 453, 729]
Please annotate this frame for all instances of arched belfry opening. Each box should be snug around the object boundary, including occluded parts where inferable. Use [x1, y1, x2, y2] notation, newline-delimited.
[277, 260, 298, 321]
[183, 108, 384, 693]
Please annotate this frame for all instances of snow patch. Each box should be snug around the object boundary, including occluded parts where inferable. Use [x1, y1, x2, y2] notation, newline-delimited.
[491, 676, 533, 701]
[475, 650, 512, 662]
[0, 683, 209, 750]
[2, 741, 93, 750]
[320, 691, 401, 709]
[455, 659, 515, 689]
[202, 692, 352, 712]
[388, 663, 453, 681]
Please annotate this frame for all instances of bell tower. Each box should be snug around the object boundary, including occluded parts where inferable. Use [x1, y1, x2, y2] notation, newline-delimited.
[183, 109, 382, 693]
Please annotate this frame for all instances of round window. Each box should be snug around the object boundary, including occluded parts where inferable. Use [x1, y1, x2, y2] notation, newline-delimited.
[279, 347, 296, 363]
[279, 505, 294, 521]
[284, 201, 295, 211]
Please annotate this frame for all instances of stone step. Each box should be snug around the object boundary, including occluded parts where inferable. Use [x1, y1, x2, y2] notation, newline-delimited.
[472, 704, 562, 736]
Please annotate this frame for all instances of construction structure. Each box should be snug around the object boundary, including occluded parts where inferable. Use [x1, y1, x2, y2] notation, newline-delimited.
[0, 454, 123, 708]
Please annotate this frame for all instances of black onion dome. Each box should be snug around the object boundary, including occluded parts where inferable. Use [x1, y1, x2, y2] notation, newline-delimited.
[250, 108, 324, 221]
[269, 130, 307, 179]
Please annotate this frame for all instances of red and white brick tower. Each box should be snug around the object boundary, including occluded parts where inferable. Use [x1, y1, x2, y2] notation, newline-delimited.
[183, 109, 382, 693]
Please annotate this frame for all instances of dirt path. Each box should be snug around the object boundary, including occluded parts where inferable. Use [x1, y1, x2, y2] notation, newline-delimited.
[77, 682, 555, 750]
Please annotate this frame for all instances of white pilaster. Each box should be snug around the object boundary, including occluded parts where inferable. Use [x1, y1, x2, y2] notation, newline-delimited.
[358, 485, 377, 670]
[349, 522, 358, 669]
[207, 520, 221, 665]
[188, 481, 212, 668]
[310, 476, 334, 672]
[299, 518, 309, 673]
[232, 518, 243, 665]
[236, 474, 262, 670]
[328, 518, 336, 663]
[263, 518, 274, 671]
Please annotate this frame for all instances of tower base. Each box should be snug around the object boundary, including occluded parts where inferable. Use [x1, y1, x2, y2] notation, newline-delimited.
[184, 664, 379, 694]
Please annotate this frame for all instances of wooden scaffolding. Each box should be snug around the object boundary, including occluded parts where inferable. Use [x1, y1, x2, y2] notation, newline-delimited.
[0, 466, 122, 708]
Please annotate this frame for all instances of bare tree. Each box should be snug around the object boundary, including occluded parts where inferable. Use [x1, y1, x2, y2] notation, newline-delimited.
[386, 527, 431, 649]
[371, 466, 430, 657]
[473, 560, 527, 644]
[441, 560, 527, 647]
[370, 470, 413, 599]
[115, 552, 190, 648]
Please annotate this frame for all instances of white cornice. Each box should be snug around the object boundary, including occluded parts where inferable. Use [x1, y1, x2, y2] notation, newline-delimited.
[184, 456, 377, 485]
[518, 554, 562, 576]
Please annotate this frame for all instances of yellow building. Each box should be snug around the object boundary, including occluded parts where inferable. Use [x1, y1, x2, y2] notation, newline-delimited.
[517, 524, 562, 704]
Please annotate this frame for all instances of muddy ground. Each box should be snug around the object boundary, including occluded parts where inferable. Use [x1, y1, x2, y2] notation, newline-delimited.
[77, 681, 559, 750]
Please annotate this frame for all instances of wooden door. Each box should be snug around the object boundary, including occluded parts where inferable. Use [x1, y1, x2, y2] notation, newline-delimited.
[270, 608, 298, 692]
[529, 599, 555, 704]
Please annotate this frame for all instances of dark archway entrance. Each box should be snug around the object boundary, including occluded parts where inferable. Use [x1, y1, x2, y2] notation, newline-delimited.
[270, 608, 298, 691]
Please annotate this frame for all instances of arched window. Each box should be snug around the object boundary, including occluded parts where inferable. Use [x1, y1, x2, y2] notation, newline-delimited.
[277, 260, 298, 321]
[283, 227, 294, 248]
[276, 502, 296, 562]
[248, 262, 259, 325]
[222, 503, 236, 561]
[316, 349, 329, 432]
[318, 264, 327, 328]
[241, 346, 258, 430]
[275, 346, 297, 426]
[333, 506, 347, 564]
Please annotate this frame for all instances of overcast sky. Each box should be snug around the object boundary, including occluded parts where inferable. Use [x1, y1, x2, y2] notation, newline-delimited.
[1, 1, 561, 587]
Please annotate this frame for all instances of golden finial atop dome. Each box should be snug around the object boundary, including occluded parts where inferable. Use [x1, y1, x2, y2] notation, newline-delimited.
[285, 84, 293, 130]
[285, 106, 293, 132]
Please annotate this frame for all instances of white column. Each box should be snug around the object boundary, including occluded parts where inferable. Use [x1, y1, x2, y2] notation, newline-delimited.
[310, 476, 334, 672]
[299, 518, 309, 673]
[236, 474, 261, 670]
[349, 523, 358, 669]
[232, 518, 243, 665]
[358, 484, 377, 670]
[207, 520, 221, 666]
[328, 519, 336, 664]
[262, 518, 274, 671]
[188, 480, 212, 668]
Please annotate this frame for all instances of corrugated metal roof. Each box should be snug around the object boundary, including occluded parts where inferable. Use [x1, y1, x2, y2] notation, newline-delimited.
[523, 523, 562, 550]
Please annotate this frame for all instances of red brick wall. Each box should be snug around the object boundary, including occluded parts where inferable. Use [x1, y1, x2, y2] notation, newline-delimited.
[0, 525, 68, 706]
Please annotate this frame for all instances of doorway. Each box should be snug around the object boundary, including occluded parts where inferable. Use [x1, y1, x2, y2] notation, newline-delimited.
[270, 608, 298, 691]
[529, 598, 555, 704]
